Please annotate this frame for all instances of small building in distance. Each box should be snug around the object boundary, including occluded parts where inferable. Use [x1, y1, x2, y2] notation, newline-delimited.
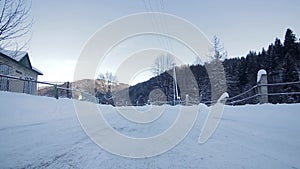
[0, 49, 43, 95]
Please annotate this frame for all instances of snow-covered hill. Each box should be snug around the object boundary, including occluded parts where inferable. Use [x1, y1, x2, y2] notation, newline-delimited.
[0, 91, 300, 169]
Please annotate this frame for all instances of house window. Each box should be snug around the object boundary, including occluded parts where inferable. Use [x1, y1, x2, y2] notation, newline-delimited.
[0, 64, 13, 75]
[0, 64, 13, 91]
[16, 70, 22, 75]
[23, 74, 36, 94]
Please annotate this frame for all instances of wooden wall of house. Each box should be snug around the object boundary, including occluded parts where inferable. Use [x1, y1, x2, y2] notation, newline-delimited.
[0, 55, 39, 95]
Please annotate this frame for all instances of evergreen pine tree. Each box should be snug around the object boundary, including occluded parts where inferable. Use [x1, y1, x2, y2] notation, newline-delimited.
[284, 28, 297, 54]
[283, 53, 300, 103]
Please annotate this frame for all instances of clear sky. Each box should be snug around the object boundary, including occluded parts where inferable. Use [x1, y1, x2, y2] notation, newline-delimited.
[27, 0, 300, 84]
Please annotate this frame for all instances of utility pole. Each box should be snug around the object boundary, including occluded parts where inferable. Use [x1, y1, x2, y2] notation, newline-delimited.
[173, 64, 178, 105]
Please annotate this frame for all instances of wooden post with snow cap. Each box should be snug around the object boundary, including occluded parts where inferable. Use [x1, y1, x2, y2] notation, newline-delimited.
[185, 94, 189, 106]
[257, 69, 268, 104]
[54, 84, 59, 99]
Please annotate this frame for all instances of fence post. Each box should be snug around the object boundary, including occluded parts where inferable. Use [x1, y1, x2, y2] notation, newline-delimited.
[54, 84, 59, 99]
[66, 81, 70, 98]
[257, 69, 268, 104]
[185, 94, 190, 106]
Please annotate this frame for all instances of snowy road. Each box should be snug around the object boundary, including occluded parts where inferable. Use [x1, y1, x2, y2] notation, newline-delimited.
[0, 92, 300, 169]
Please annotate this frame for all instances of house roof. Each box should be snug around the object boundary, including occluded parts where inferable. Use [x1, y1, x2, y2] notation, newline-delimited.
[0, 48, 43, 75]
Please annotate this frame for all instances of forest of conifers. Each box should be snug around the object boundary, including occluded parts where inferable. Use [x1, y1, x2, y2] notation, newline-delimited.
[114, 29, 300, 105]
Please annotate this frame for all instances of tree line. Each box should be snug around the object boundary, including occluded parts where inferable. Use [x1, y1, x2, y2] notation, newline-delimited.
[110, 29, 300, 106]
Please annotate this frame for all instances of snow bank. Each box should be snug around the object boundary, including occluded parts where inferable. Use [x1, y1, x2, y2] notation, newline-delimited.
[257, 69, 267, 83]
[0, 91, 300, 169]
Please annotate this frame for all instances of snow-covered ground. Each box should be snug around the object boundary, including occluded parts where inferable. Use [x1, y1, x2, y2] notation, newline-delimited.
[0, 91, 300, 169]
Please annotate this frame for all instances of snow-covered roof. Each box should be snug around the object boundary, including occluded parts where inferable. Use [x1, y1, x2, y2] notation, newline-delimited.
[0, 48, 43, 75]
[32, 67, 43, 75]
[0, 48, 27, 62]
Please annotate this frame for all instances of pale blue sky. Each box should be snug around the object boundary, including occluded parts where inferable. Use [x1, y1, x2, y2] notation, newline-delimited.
[27, 0, 300, 82]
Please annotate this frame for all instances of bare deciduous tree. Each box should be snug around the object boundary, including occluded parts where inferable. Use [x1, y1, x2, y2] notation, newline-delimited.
[0, 0, 32, 55]
[98, 72, 118, 92]
[98, 72, 118, 84]
[152, 53, 175, 76]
